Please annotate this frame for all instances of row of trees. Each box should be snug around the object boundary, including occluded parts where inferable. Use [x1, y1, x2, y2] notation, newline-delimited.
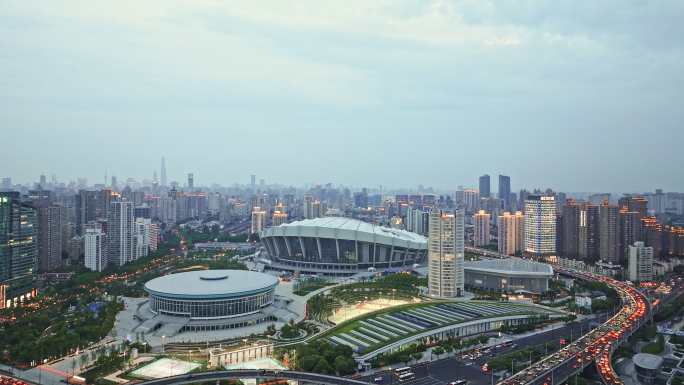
[293, 340, 356, 375]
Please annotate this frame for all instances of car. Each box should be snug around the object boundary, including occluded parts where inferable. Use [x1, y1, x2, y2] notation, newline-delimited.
[374, 377, 384, 383]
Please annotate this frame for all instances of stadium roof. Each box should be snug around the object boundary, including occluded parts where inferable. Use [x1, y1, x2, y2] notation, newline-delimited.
[144, 269, 278, 299]
[261, 217, 427, 249]
[464, 258, 554, 277]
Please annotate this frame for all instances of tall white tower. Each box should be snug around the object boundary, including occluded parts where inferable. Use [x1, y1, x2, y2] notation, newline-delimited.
[428, 209, 465, 298]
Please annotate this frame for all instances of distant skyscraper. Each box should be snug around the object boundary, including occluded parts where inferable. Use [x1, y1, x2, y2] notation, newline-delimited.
[250, 174, 256, 191]
[428, 209, 465, 298]
[473, 210, 491, 247]
[498, 211, 524, 256]
[160, 156, 167, 187]
[36, 204, 64, 272]
[251, 207, 266, 234]
[187, 173, 194, 190]
[0, 192, 37, 308]
[303, 195, 316, 219]
[628, 241, 653, 282]
[75, 190, 98, 236]
[463, 189, 479, 214]
[479, 175, 491, 198]
[619, 196, 648, 218]
[272, 209, 288, 227]
[498, 175, 511, 210]
[524, 195, 556, 258]
[39, 174, 47, 187]
[84, 228, 106, 272]
[599, 202, 620, 264]
[108, 200, 134, 266]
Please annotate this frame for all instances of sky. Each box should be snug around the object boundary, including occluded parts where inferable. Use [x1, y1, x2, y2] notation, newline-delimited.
[1, 1, 683, 193]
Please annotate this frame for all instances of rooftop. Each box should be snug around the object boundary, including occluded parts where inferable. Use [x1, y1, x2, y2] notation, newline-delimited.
[261, 217, 427, 249]
[144, 269, 278, 298]
[633, 353, 664, 370]
[464, 258, 554, 277]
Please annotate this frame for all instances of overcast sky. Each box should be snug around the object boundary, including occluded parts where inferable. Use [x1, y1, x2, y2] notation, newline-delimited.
[1, 1, 683, 192]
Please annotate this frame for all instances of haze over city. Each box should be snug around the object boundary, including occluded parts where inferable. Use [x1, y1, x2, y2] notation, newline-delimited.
[2, 3, 684, 385]
[2, 1, 684, 191]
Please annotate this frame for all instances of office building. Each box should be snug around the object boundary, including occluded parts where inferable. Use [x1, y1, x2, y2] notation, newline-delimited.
[251, 207, 266, 234]
[75, 190, 98, 235]
[0, 192, 38, 308]
[628, 242, 654, 282]
[524, 195, 557, 258]
[498, 211, 524, 256]
[428, 209, 465, 298]
[599, 202, 621, 264]
[473, 210, 491, 247]
[498, 175, 511, 210]
[479, 175, 491, 198]
[84, 228, 106, 272]
[108, 200, 135, 266]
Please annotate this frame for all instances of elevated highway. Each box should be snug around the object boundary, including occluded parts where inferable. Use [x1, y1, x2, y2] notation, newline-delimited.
[498, 268, 650, 385]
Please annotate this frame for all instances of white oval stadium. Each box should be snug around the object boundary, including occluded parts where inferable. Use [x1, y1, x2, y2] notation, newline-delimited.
[144, 270, 278, 320]
[260, 217, 427, 275]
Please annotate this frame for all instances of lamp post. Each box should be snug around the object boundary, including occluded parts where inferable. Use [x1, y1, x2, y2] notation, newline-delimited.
[161, 335, 166, 354]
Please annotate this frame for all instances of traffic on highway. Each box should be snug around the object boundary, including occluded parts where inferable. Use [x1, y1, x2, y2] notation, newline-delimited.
[498, 268, 649, 385]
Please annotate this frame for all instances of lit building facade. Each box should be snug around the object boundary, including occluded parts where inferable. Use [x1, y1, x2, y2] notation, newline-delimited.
[84, 228, 106, 272]
[524, 195, 556, 259]
[428, 209, 465, 298]
[473, 210, 491, 247]
[251, 207, 266, 234]
[498, 211, 524, 256]
[628, 241, 654, 282]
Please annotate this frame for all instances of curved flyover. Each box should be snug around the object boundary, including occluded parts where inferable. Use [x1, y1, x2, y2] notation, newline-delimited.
[134, 370, 372, 385]
[498, 268, 650, 385]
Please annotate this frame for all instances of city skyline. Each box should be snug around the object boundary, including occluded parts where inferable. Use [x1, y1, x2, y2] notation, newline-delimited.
[2, 2, 684, 191]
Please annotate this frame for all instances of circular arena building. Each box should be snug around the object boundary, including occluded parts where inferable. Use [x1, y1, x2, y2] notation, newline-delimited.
[260, 217, 427, 275]
[138, 270, 284, 334]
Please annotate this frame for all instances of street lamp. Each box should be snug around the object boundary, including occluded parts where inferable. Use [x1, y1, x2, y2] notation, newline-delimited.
[161, 335, 166, 354]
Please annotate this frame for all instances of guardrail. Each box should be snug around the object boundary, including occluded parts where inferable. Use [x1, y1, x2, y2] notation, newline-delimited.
[134, 369, 372, 385]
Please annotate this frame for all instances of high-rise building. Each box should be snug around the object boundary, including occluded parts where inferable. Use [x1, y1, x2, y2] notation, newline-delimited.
[108, 200, 134, 266]
[599, 202, 620, 263]
[84, 228, 106, 272]
[133, 218, 152, 260]
[620, 209, 642, 261]
[187, 173, 194, 190]
[251, 207, 266, 234]
[428, 209, 464, 298]
[0, 192, 37, 308]
[250, 174, 256, 191]
[619, 196, 648, 218]
[479, 175, 491, 198]
[160, 156, 167, 187]
[303, 195, 317, 219]
[498, 211, 524, 256]
[36, 204, 64, 272]
[149, 222, 159, 252]
[75, 190, 98, 235]
[272, 210, 288, 227]
[578, 204, 600, 262]
[628, 241, 654, 282]
[561, 200, 580, 258]
[473, 210, 491, 247]
[524, 195, 556, 258]
[498, 175, 511, 210]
